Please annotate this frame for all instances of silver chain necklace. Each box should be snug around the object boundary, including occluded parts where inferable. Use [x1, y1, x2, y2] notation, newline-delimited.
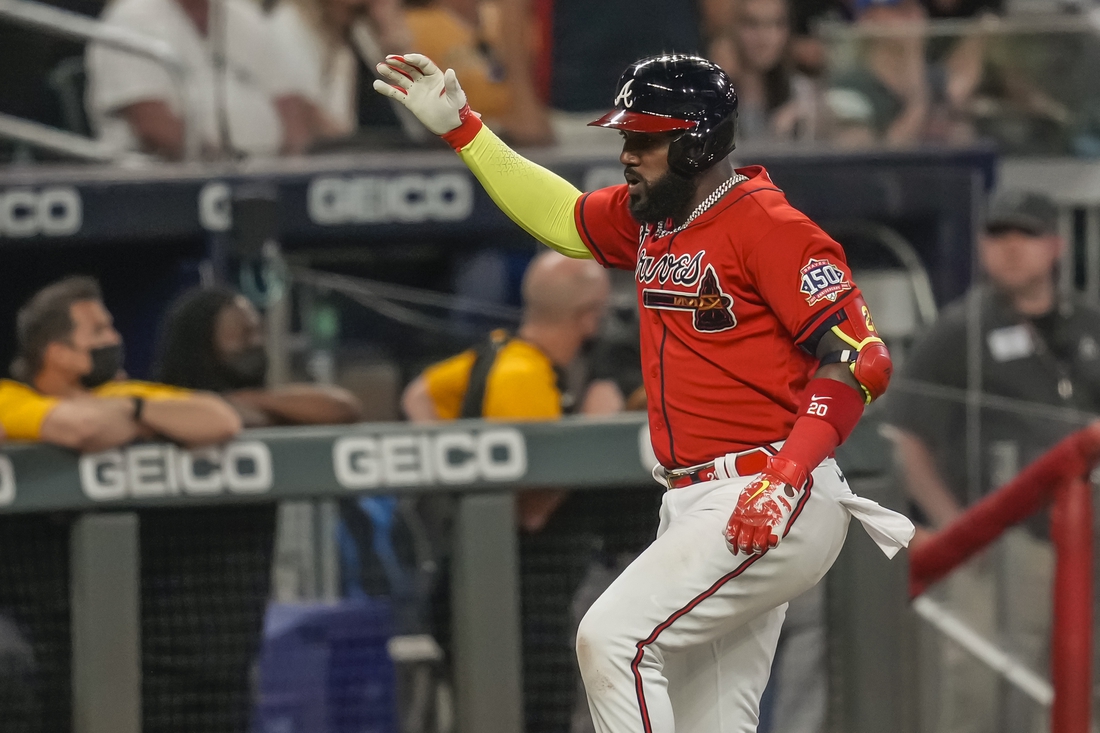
[653, 173, 749, 238]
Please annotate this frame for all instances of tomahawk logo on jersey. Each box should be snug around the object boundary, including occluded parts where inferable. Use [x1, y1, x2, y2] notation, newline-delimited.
[575, 166, 861, 468]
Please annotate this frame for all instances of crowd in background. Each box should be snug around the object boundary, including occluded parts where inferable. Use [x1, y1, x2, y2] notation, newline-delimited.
[1, 0, 1100, 160]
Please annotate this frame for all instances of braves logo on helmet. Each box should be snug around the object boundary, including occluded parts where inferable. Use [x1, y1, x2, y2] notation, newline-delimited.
[614, 79, 636, 109]
[799, 258, 851, 306]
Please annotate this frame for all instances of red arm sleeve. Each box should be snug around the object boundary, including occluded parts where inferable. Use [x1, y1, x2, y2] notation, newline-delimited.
[573, 185, 642, 271]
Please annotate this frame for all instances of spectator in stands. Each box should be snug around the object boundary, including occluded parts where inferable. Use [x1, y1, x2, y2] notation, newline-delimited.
[825, 0, 931, 146]
[0, 276, 240, 449]
[888, 191, 1100, 733]
[726, 0, 821, 142]
[270, 0, 414, 140]
[786, 0, 851, 76]
[86, 0, 315, 159]
[494, 0, 738, 145]
[145, 285, 362, 733]
[156, 286, 363, 425]
[404, 251, 613, 733]
[401, 0, 511, 123]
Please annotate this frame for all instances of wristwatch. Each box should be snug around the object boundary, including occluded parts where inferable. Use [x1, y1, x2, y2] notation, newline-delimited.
[131, 396, 146, 423]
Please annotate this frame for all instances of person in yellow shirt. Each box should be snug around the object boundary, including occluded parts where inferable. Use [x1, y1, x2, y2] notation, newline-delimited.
[405, 251, 611, 528]
[403, 249, 610, 439]
[0, 276, 241, 449]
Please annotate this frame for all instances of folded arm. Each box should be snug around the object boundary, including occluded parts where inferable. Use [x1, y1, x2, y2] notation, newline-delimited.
[140, 393, 242, 447]
[40, 398, 143, 453]
[227, 385, 363, 427]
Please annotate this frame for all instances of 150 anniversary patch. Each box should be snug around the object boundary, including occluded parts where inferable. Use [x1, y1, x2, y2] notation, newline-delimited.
[799, 258, 851, 306]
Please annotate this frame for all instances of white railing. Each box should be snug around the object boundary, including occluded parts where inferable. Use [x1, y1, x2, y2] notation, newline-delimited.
[0, 0, 199, 161]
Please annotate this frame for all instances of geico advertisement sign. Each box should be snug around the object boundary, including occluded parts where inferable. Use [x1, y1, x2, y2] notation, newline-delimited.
[0, 455, 14, 507]
[0, 187, 82, 238]
[334, 429, 526, 489]
[79, 442, 272, 501]
[308, 172, 473, 225]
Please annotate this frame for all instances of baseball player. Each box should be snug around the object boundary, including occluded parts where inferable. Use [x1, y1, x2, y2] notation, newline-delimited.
[375, 53, 916, 733]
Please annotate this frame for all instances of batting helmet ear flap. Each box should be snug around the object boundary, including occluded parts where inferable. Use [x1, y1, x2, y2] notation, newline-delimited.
[667, 113, 738, 176]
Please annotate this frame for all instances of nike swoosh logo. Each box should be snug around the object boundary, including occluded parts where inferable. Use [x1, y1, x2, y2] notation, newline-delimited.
[810, 395, 832, 401]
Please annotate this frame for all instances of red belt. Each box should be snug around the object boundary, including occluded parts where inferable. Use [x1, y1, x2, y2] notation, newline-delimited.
[663, 448, 773, 489]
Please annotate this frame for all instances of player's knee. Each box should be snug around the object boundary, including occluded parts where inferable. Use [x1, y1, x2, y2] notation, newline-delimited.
[576, 601, 630, 680]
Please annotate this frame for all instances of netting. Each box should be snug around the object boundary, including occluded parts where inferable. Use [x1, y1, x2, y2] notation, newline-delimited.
[0, 513, 72, 733]
[139, 505, 276, 733]
[0, 485, 663, 733]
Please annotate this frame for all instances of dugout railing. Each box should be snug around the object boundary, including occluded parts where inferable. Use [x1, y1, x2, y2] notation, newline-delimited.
[0, 413, 911, 733]
[909, 425, 1099, 733]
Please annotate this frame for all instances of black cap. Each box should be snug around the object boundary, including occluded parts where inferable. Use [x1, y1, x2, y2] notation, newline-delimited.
[986, 191, 1059, 236]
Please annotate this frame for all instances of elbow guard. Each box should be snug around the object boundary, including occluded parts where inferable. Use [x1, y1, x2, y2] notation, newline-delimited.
[814, 294, 893, 404]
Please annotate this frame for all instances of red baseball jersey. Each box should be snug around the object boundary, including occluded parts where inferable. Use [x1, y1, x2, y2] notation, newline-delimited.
[575, 165, 860, 468]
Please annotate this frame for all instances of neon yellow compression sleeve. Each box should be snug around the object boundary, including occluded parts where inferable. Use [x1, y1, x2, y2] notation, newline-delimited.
[456, 125, 592, 259]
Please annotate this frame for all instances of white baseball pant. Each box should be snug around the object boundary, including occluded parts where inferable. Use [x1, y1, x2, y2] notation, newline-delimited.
[576, 453, 911, 733]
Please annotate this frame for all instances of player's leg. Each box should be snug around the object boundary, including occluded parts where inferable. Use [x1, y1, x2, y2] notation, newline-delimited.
[664, 604, 787, 733]
[576, 461, 850, 733]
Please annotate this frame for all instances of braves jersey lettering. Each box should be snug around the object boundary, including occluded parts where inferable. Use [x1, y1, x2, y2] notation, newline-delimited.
[574, 165, 859, 467]
[636, 248, 704, 286]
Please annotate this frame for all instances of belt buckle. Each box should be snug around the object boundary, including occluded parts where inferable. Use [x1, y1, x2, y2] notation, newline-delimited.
[665, 461, 716, 489]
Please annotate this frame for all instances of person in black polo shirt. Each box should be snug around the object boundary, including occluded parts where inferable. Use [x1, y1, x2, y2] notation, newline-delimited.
[888, 190, 1100, 733]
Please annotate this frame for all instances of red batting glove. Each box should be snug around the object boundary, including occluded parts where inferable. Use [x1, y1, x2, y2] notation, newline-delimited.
[724, 456, 809, 555]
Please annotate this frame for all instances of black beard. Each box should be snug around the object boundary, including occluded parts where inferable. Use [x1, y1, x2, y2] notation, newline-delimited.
[628, 168, 697, 225]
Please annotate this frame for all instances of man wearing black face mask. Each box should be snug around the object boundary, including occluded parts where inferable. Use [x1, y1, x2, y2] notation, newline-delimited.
[155, 286, 363, 426]
[0, 276, 241, 450]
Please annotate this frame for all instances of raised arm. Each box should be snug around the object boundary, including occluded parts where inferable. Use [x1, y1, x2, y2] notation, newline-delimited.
[373, 54, 590, 259]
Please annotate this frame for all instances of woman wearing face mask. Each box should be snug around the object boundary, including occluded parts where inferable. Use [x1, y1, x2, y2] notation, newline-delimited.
[156, 286, 363, 426]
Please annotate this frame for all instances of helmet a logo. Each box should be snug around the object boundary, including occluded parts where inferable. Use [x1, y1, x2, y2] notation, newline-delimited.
[615, 79, 636, 109]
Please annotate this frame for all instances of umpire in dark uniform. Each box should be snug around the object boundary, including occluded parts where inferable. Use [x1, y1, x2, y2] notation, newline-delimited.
[887, 190, 1100, 733]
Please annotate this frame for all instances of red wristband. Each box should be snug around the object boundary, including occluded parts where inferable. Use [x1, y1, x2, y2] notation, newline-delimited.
[770, 378, 865, 486]
[797, 377, 864, 443]
[441, 105, 483, 150]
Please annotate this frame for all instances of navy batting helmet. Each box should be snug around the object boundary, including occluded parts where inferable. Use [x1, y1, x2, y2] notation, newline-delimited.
[589, 54, 738, 176]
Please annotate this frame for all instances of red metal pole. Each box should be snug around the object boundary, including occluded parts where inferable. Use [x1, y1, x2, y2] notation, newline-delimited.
[1050, 476, 1093, 733]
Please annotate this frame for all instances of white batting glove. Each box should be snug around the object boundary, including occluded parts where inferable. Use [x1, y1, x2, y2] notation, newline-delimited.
[373, 53, 473, 136]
